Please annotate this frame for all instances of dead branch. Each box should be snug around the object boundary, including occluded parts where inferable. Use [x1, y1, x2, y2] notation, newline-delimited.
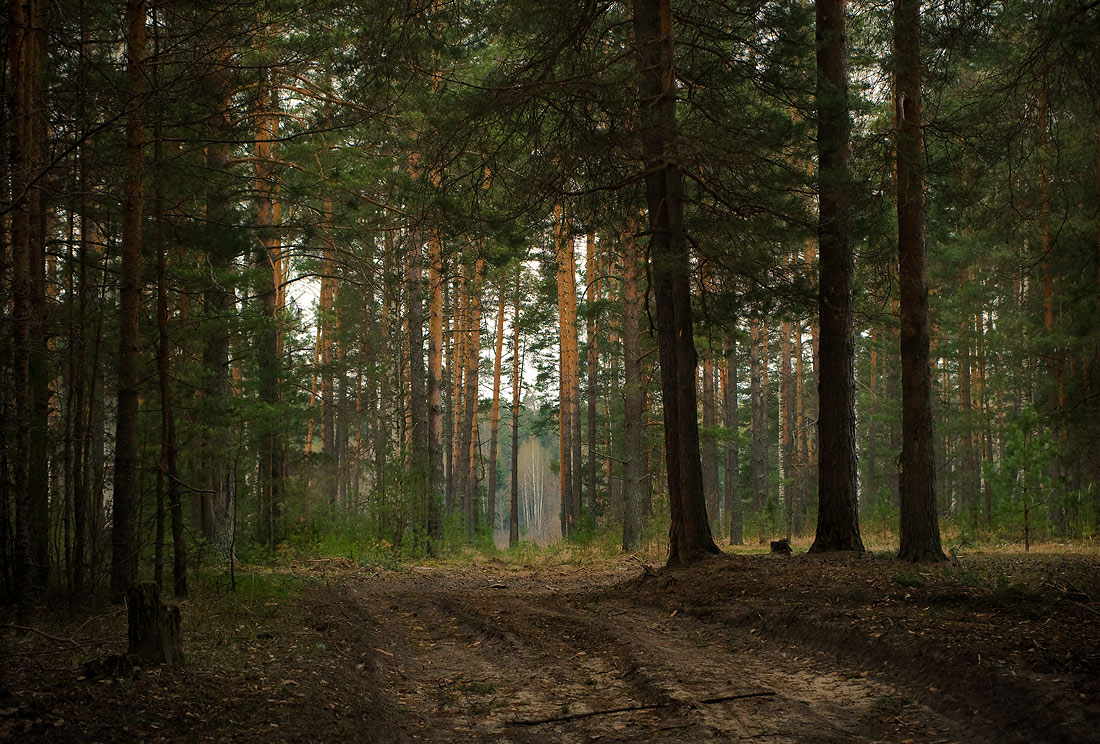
[3, 624, 82, 648]
[508, 691, 775, 726]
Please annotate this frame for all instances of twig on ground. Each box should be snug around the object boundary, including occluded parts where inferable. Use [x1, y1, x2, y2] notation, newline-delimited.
[3, 624, 82, 648]
[509, 690, 775, 726]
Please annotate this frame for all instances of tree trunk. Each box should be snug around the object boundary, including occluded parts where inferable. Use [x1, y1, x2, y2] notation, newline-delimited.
[509, 267, 523, 548]
[622, 230, 644, 551]
[702, 350, 719, 528]
[810, 0, 865, 553]
[427, 232, 445, 541]
[895, 0, 945, 562]
[724, 334, 743, 545]
[111, 0, 147, 599]
[462, 259, 485, 541]
[632, 0, 718, 564]
[487, 280, 507, 534]
[585, 233, 600, 519]
[254, 79, 285, 553]
[153, 30, 186, 596]
[555, 204, 577, 537]
[8, 0, 40, 599]
[750, 318, 769, 538]
[407, 232, 429, 535]
[779, 319, 793, 540]
[200, 59, 235, 552]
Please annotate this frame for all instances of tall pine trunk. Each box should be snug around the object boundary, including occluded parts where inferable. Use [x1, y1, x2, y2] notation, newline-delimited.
[509, 267, 523, 548]
[810, 0, 865, 553]
[724, 335, 742, 545]
[621, 231, 644, 551]
[895, 0, 945, 562]
[111, 0, 147, 598]
[487, 281, 507, 534]
[632, 0, 718, 564]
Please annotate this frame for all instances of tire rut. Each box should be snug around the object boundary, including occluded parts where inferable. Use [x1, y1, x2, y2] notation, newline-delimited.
[346, 567, 978, 743]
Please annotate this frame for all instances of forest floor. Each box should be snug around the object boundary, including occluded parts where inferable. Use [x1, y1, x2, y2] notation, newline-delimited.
[2, 545, 1099, 743]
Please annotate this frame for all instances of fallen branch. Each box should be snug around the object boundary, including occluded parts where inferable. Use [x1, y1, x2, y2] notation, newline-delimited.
[3, 623, 81, 648]
[508, 691, 775, 726]
[509, 702, 667, 726]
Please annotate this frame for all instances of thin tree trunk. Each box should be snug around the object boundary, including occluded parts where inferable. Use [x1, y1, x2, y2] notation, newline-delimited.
[111, 0, 147, 598]
[750, 318, 768, 539]
[895, 0, 945, 561]
[632, 0, 718, 564]
[407, 231, 429, 535]
[427, 232, 445, 541]
[487, 281, 507, 534]
[254, 76, 284, 552]
[585, 233, 600, 519]
[153, 16, 186, 596]
[702, 350, 719, 528]
[724, 334, 742, 545]
[509, 267, 523, 548]
[462, 259, 485, 541]
[622, 230, 644, 551]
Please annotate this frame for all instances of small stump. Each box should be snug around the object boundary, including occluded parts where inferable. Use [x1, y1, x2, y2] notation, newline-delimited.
[770, 539, 792, 556]
[127, 582, 183, 666]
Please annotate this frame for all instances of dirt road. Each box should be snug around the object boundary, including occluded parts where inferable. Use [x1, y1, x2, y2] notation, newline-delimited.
[6, 552, 1097, 742]
[324, 557, 1073, 743]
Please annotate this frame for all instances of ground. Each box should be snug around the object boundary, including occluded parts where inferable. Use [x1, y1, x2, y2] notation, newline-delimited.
[2, 547, 1098, 742]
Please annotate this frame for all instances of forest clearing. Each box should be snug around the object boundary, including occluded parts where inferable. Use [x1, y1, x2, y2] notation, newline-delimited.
[3, 543, 1099, 743]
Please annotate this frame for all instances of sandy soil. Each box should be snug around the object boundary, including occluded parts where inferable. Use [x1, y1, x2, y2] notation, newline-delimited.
[3, 551, 1098, 742]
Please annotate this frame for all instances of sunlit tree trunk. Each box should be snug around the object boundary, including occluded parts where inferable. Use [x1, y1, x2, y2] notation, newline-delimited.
[509, 267, 523, 548]
[487, 280, 507, 533]
[462, 258, 485, 541]
[555, 205, 578, 537]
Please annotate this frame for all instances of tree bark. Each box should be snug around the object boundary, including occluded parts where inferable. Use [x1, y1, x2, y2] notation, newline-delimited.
[622, 230, 644, 551]
[427, 232, 445, 541]
[462, 259, 485, 541]
[254, 78, 284, 553]
[632, 0, 718, 564]
[810, 0, 865, 553]
[585, 233, 601, 519]
[111, 0, 147, 599]
[702, 350, 720, 527]
[487, 280, 507, 533]
[555, 205, 578, 537]
[724, 335, 743, 545]
[509, 267, 523, 548]
[750, 318, 769, 538]
[153, 25, 186, 596]
[895, 0, 945, 562]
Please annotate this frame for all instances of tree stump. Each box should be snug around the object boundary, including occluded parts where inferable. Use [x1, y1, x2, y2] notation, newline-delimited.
[127, 582, 183, 665]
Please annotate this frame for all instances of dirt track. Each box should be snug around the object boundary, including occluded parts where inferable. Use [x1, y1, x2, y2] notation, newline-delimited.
[321, 555, 1096, 743]
[5, 552, 1098, 742]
